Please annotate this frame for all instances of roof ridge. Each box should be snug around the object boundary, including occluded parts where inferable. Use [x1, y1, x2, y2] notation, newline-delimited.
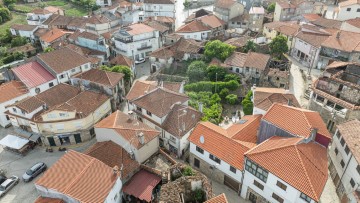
[294, 145, 318, 200]
[105, 71, 113, 86]
[113, 110, 119, 128]
[301, 111, 312, 135]
[246, 140, 296, 156]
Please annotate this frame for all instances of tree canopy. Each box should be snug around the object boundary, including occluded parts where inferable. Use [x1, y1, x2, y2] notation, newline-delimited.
[242, 40, 257, 53]
[204, 40, 235, 62]
[267, 3, 275, 12]
[206, 65, 227, 82]
[269, 35, 288, 58]
[186, 60, 207, 83]
[101, 65, 132, 83]
[241, 90, 253, 115]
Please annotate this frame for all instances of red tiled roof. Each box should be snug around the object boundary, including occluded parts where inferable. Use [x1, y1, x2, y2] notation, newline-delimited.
[34, 197, 64, 203]
[124, 23, 156, 36]
[226, 115, 262, 143]
[12, 61, 55, 89]
[176, 20, 211, 33]
[205, 193, 229, 203]
[189, 122, 257, 170]
[95, 111, 160, 149]
[10, 24, 37, 31]
[197, 14, 225, 29]
[35, 150, 118, 203]
[215, 0, 237, 9]
[40, 28, 67, 43]
[109, 54, 133, 67]
[0, 81, 28, 104]
[339, 0, 360, 7]
[73, 68, 124, 87]
[253, 88, 300, 111]
[345, 17, 360, 28]
[337, 119, 360, 163]
[321, 30, 360, 52]
[123, 170, 161, 202]
[245, 136, 328, 201]
[263, 103, 331, 138]
[224, 52, 270, 71]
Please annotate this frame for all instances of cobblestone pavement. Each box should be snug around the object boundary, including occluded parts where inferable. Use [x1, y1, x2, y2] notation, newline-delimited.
[0, 126, 96, 203]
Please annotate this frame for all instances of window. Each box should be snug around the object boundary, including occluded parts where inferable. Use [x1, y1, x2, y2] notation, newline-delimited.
[209, 154, 221, 164]
[327, 120, 335, 131]
[340, 160, 345, 168]
[59, 113, 69, 117]
[136, 106, 142, 112]
[336, 132, 341, 139]
[49, 82, 54, 87]
[230, 166, 236, 174]
[146, 110, 152, 116]
[71, 68, 76, 73]
[253, 180, 264, 190]
[335, 104, 344, 111]
[47, 113, 56, 119]
[350, 178, 356, 188]
[21, 110, 25, 115]
[194, 158, 200, 168]
[335, 147, 339, 155]
[345, 145, 350, 155]
[358, 8, 360, 12]
[338, 84, 344, 91]
[315, 95, 324, 103]
[347, 8, 351, 11]
[245, 159, 268, 183]
[12, 108, 17, 113]
[300, 193, 311, 203]
[272, 193, 284, 203]
[59, 74, 65, 79]
[196, 146, 204, 154]
[5, 115, 9, 121]
[326, 100, 335, 108]
[340, 138, 345, 146]
[56, 124, 64, 130]
[276, 181, 287, 191]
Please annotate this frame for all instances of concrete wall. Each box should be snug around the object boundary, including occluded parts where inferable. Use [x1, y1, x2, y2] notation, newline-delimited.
[176, 30, 211, 41]
[341, 22, 360, 33]
[28, 78, 58, 96]
[337, 4, 360, 21]
[105, 177, 123, 203]
[0, 93, 30, 128]
[144, 3, 175, 18]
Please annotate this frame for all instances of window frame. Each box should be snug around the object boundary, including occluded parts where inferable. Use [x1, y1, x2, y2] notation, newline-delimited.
[276, 180, 287, 191]
[230, 166, 236, 174]
[209, 154, 221, 164]
[300, 193, 311, 203]
[253, 180, 264, 190]
[272, 193, 284, 203]
[196, 146, 204, 154]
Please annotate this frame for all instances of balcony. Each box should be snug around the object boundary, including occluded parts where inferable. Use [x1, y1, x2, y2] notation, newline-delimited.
[137, 45, 152, 51]
[319, 50, 349, 62]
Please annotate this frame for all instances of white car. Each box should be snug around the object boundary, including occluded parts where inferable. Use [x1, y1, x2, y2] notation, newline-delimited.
[135, 58, 146, 64]
[0, 176, 19, 197]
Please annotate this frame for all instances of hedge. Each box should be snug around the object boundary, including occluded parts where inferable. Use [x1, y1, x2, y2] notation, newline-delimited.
[184, 80, 240, 93]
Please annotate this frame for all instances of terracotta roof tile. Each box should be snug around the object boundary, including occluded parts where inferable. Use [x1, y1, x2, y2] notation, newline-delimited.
[35, 150, 118, 203]
[321, 30, 360, 52]
[10, 24, 37, 31]
[85, 141, 139, 179]
[296, 26, 331, 47]
[226, 115, 262, 143]
[197, 14, 225, 29]
[245, 136, 328, 201]
[151, 37, 202, 60]
[34, 197, 64, 203]
[264, 21, 300, 36]
[215, 0, 237, 9]
[40, 28, 67, 43]
[339, 0, 360, 7]
[254, 88, 300, 111]
[224, 52, 270, 71]
[86, 15, 110, 24]
[144, 20, 170, 33]
[205, 193, 229, 203]
[345, 17, 360, 28]
[121, 23, 156, 36]
[132, 88, 188, 117]
[337, 119, 360, 163]
[162, 104, 202, 137]
[302, 13, 321, 22]
[44, 6, 63, 14]
[73, 68, 124, 87]
[12, 61, 55, 89]
[263, 103, 331, 139]
[31, 8, 51, 14]
[189, 122, 256, 170]
[144, 0, 174, 4]
[0, 81, 28, 104]
[95, 111, 160, 149]
[312, 17, 342, 29]
[77, 31, 101, 41]
[37, 47, 90, 74]
[176, 20, 211, 33]
[110, 54, 133, 67]
[224, 36, 250, 48]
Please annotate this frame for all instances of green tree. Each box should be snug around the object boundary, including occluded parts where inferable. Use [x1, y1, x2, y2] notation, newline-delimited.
[183, 166, 194, 176]
[101, 65, 132, 83]
[242, 40, 257, 53]
[226, 94, 238, 105]
[183, 0, 191, 9]
[224, 74, 241, 83]
[204, 40, 236, 62]
[11, 36, 27, 47]
[241, 90, 253, 115]
[186, 60, 207, 83]
[269, 35, 289, 58]
[0, 29, 12, 45]
[3, 0, 16, 6]
[267, 3, 275, 13]
[219, 88, 229, 99]
[0, 7, 11, 23]
[206, 65, 227, 82]
[44, 47, 54, 52]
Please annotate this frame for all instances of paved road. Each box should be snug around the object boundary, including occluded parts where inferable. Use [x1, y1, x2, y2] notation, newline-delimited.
[212, 180, 251, 203]
[174, 0, 214, 29]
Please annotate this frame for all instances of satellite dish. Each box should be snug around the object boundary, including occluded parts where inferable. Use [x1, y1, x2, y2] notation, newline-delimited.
[200, 135, 204, 144]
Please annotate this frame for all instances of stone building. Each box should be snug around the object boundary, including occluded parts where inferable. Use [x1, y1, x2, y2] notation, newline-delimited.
[264, 68, 290, 88]
[309, 61, 360, 133]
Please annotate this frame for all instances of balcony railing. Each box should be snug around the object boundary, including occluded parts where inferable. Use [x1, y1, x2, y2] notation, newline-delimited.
[137, 45, 152, 51]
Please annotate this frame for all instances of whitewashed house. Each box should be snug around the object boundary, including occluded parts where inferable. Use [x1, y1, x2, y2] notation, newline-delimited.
[26, 9, 53, 25]
[95, 110, 160, 163]
[9, 24, 38, 43]
[113, 23, 161, 60]
[336, 0, 360, 21]
[328, 119, 360, 203]
[73, 31, 110, 62]
[144, 0, 175, 18]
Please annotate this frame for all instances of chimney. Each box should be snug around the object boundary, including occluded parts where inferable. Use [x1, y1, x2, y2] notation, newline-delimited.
[336, 31, 340, 39]
[310, 128, 318, 141]
[113, 165, 120, 176]
[287, 98, 292, 106]
[138, 132, 145, 145]
[198, 102, 203, 113]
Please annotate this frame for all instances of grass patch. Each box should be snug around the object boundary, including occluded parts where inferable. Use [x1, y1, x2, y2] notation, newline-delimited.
[0, 13, 26, 35]
[64, 8, 88, 17]
[13, 4, 35, 13]
[46, 0, 67, 6]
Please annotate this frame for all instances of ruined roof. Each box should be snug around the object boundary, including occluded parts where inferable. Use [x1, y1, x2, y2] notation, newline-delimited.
[224, 52, 270, 71]
[224, 36, 250, 48]
[109, 54, 133, 67]
[10, 24, 37, 31]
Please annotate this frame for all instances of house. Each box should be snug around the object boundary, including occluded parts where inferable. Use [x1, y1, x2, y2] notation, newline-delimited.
[65, 44, 103, 67]
[341, 17, 360, 33]
[336, 0, 360, 20]
[6, 84, 111, 147]
[109, 54, 135, 76]
[274, 1, 323, 22]
[184, 8, 212, 23]
[309, 62, 360, 132]
[117, 1, 144, 25]
[12, 61, 59, 95]
[85, 14, 119, 34]
[144, 19, 171, 36]
[188, 115, 261, 193]
[35, 150, 122, 203]
[274, 2, 297, 22]
[39, 28, 68, 50]
[95, 110, 160, 163]
[257, 103, 332, 147]
[248, 7, 265, 32]
[42, 14, 87, 31]
[223, 52, 271, 84]
[143, 0, 175, 18]
[85, 141, 140, 182]
[241, 136, 328, 203]
[205, 194, 229, 203]
[252, 87, 300, 115]
[263, 21, 300, 51]
[213, 0, 245, 22]
[72, 31, 110, 62]
[147, 16, 175, 32]
[36, 46, 92, 83]
[149, 37, 203, 71]
[311, 17, 342, 30]
[318, 30, 360, 69]
[264, 68, 290, 89]
[96, 0, 112, 7]
[71, 68, 125, 110]
[9, 24, 38, 43]
[0, 81, 29, 128]
[113, 23, 161, 60]
[328, 119, 360, 203]
[228, 13, 249, 30]
[44, 6, 64, 15]
[176, 14, 225, 41]
[26, 9, 53, 25]
[291, 25, 331, 69]
[224, 36, 251, 50]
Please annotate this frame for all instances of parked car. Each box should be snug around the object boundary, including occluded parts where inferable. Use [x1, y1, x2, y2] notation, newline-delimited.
[22, 162, 47, 182]
[135, 58, 146, 64]
[0, 176, 6, 185]
[0, 176, 19, 197]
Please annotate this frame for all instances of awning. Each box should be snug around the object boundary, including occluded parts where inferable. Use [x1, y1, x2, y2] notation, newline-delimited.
[0, 134, 29, 150]
[123, 169, 161, 202]
[29, 133, 40, 142]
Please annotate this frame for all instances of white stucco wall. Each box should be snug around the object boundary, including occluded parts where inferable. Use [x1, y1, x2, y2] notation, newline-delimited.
[337, 4, 360, 21]
[144, 3, 175, 18]
[0, 93, 30, 128]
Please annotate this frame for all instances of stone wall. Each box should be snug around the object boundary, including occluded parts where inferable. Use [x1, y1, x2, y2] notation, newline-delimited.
[189, 153, 225, 184]
[41, 128, 94, 147]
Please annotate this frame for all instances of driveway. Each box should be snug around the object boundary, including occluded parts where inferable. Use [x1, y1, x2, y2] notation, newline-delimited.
[0, 126, 96, 203]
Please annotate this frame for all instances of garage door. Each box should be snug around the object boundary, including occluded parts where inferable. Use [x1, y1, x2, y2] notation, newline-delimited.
[224, 175, 240, 192]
